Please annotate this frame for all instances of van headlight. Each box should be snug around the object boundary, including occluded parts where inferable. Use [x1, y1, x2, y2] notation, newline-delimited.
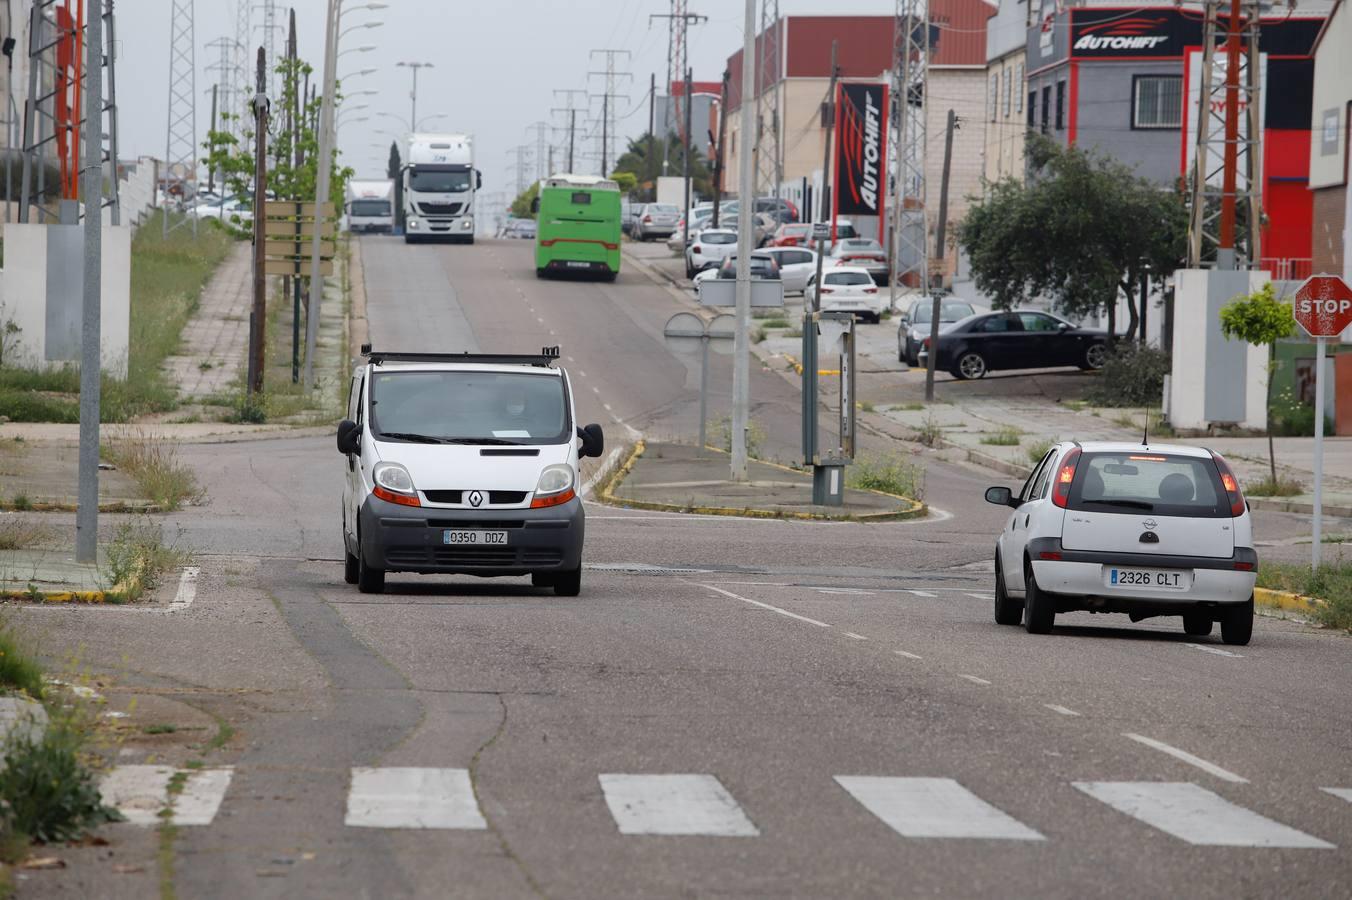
[530, 464, 576, 509]
[372, 462, 420, 507]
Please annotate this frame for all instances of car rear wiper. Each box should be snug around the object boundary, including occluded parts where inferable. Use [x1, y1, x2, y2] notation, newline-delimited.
[377, 432, 446, 444]
[1081, 498, 1155, 510]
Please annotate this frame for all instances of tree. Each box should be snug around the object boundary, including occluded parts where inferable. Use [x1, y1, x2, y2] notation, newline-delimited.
[1220, 283, 1295, 484]
[611, 132, 712, 202]
[388, 141, 404, 231]
[510, 181, 539, 219]
[959, 135, 1187, 345]
[609, 170, 638, 194]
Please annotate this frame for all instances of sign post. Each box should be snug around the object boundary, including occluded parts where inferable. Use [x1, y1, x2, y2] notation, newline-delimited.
[1292, 274, 1352, 569]
[664, 312, 735, 457]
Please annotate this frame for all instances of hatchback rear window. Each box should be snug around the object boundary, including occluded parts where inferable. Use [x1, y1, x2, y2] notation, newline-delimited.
[702, 232, 736, 244]
[1068, 453, 1230, 518]
[650, 204, 677, 213]
[825, 272, 872, 285]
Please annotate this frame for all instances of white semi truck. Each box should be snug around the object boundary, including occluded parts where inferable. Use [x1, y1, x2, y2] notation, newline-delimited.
[403, 133, 480, 244]
[345, 179, 395, 234]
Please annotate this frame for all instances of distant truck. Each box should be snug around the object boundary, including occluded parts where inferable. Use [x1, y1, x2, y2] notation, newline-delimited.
[403, 133, 481, 244]
[345, 180, 395, 234]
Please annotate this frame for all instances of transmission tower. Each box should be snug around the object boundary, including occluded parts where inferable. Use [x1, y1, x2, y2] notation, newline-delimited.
[164, 0, 197, 235]
[1187, 0, 1263, 270]
[588, 49, 632, 177]
[205, 37, 239, 138]
[552, 89, 588, 173]
[233, 0, 251, 131]
[526, 121, 549, 183]
[888, 0, 930, 301]
[755, 0, 781, 201]
[255, 0, 283, 96]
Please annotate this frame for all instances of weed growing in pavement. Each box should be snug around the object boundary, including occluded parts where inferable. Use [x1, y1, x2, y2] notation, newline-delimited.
[891, 402, 925, 412]
[1025, 439, 1055, 465]
[752, 327, 766, 344]
[757, 317, 790, 329]
[0, 716, 122, 843]
[857, 400, 876, 413]
[0, 519, 53, 552]
[709, 414, 766, 459]
[0, 624, 45, 699]
[102, 431, 203, 511]
[785, 327, 803, 338]
[9, 495, 29, 512]
[1244, 476, 1304, 497]
[981, 427, 1022, 446]
[103, 519, 188, 601]
[1257, 559, 1352, 632]
[917, 415, 943, 448]
[847, 453, 926, 500]
[142, 724, 178, 735]
[223, 393, 267, 424]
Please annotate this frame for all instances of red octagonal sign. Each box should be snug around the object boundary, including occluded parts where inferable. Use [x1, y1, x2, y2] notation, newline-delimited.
[1293, 274, 1352, 338]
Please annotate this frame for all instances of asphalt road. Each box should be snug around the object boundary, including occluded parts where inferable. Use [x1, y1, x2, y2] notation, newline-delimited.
[17, 236, 1351, 899]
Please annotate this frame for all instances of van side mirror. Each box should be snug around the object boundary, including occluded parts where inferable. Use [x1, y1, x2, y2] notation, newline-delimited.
[578, 424, 604, 459]
[530, 196, 540, 214]
[984, 486, 1020, 508]
[337, 419, 362, 455]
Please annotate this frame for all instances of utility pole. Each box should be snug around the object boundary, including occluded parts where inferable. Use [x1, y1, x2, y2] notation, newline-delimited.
[568, 110, 576, 172]
[651, 5, 706, 174]
[731, 0, 756, 482]
[925, 109, 956, 403]
[75, 0, 105, 564]
[288, 9, 301, 384]
[601, 93, 609, 175]
[892, 0, 930, 310]
[249, 47, 269, 398]
[682, 67, 694, 242]
[648, 71, 656, 141]
[711, 68, 729, 227]
[551, 88, 587, 173]
[207, 84, 218, 193]
[305, 0, 337, 390]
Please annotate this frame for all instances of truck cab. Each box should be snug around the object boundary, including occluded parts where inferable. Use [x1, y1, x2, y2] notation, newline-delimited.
[346, 179, 395, 234]
[403, 133, 481, 244]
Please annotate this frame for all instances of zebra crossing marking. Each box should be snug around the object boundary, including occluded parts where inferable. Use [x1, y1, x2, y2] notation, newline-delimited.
[345, 767, 487, 830]
[599, 774, 759, 836]
[1074, 781, 1334, 849]
[100, 765, 234, 826]
[1322, 788, 1352, 805]
[835, 776, 1044, 841]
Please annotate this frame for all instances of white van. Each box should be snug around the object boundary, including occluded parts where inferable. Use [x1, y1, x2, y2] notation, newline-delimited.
[337, 346, 604, 595]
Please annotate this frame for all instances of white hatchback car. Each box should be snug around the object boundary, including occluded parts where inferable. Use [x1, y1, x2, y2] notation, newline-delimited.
[760, 246, 818, 294]
[984, 441, 1257, 644]
[809, 267, 887, 322]
[685, 228, 738, 277]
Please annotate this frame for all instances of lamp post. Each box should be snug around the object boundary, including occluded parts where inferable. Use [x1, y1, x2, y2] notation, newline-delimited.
[396, 62, 434, 137]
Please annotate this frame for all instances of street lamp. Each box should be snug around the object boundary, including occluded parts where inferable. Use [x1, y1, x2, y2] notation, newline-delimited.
[340, 1, 388, 17]
[396, 61, 434, 137]
[340, 20, 382, 40]
[340, 67, 378, 82]
[339, 45, 376, 58]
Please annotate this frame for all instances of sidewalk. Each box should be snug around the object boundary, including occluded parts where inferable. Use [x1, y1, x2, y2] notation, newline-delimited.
[163, 243, 252, 401]
[601, 441, 925, 520]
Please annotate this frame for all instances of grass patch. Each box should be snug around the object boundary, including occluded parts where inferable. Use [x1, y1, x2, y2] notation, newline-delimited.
[917, 415, 943, 448]
[0, 715, 122, 843]
[0, 519, 54, 552]
[757, 317, 790, 329]
[0, 626, 44, 699]
[707, 414, 765, 459]
[1025, 439, 1055, 465]
[1245, 476, 1304, 497]
[752, 327, 766, 345]
[103, 519, 188, 601]
[1258, 560, 1352, 631]
[102, 431, 203, 511]
[8, 495, 30, 512]
[142, 724, 178, 735]
[891, 402, 925, 412]
[784, 327, 803, 339]
[981, 427, 1022, 446]
[857, 400, 875, 413]
[847, 453, 926, 500]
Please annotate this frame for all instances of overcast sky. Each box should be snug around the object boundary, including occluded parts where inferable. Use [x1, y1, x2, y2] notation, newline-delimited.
[118, 1, 897, 197]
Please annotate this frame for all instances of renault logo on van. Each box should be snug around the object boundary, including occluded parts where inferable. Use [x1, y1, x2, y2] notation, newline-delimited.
[468, 491, 484, 508]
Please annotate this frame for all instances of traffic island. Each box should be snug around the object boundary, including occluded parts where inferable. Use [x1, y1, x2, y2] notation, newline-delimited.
[598, 441, 926, 521]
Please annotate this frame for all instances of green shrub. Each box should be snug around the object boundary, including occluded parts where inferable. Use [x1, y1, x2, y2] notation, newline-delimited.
[0, 627, 44, 699]
[847, 453, 926, 500]
[1258, 560, 1352, 632]
[0, 718, 122, 843]
[981, 427, 1021, 446]
[1245, 476, 1303, 497]
[1025, 439, 1055, 465]
[1085, 344, 1170, 407]
[1269, 385, 1335, 437]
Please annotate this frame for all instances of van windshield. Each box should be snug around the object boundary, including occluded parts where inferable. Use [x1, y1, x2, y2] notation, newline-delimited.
[370, 371, 569, 444]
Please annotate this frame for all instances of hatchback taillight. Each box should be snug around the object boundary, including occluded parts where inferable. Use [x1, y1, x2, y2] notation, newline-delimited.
[692, 245, 701, 254]
[1211, 451, 1246, 516]
[1051, 448, 1081, 509]
[863, 287, 877, 294]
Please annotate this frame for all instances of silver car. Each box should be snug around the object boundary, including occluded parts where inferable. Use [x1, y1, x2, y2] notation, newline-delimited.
[897, 296, 977, 366]
[633, 203, 680, 241]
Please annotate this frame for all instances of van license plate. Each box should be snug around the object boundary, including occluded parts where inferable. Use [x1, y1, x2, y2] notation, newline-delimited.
[1106, 567, 1190, 590]
[444, 530, 508, 546]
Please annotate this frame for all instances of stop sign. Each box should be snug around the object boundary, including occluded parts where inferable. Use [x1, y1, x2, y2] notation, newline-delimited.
[1293, 274, 1352, 337]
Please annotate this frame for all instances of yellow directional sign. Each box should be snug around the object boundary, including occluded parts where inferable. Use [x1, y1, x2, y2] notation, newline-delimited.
[262, 200, 337, 219]
[264, 240, 335, 259]
[263, 221, 335, 241]
[264, 259, 333, 277]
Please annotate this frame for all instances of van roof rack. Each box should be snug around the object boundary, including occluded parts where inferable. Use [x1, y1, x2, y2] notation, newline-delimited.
[361, 345, 560, 368]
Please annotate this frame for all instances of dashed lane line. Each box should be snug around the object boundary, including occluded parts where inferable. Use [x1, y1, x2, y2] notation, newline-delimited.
[1183, 643, 1243, 658]
[958, 674, 992, 686]
[1322, 788, 1352, 805]
[1045, 704, 1081, 717]
[169, 566, 200, 612]
[894, 650, 923, 660]
[694, 582, 831, 628]
[1123, 733, 1248, 784]
[842, 632, 868, 641]
[345, 767, 488, 830]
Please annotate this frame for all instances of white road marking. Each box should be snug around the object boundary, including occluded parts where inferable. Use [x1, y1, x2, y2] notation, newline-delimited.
[904, 590, 938, 598]
[536, 317, 545, 324]
[814, 588, 875, 595]
[603, 402, 613, 411]
[578, 370, 586, 377]
[964, 593, 993, 601]
[836, 776, 1044, 841]
[100, 765, 233, 826]
[1322, 788, 1352, 804]
[591, 386, 600, 394]
[843, 631, 868, 641]
[1044, 704, 1081, 717]
[1183, 643, 1243, 658]
[174, 768, 235, 826]
[958, 674, 991, 685]
[599, 774, 759, 836]
[1123, 733, 1248, 783]
[694, 583, 831, 628]
[894, 650, 923, 660]
[345, 767, 487, 830]
[169, 566, 200, 612]
[1074, 782, 1334, 848]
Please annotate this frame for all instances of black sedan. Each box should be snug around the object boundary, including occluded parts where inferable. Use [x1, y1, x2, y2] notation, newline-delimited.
[916, 310, 1109, 380]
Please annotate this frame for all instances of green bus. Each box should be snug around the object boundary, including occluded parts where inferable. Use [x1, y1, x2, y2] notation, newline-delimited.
[533, 175, 622, 280]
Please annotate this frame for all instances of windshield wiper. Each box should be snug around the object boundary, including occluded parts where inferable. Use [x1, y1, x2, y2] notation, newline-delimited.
[377, 432, 446, 444]
[1082, 498, 1154, 510]
[441, 437, 524, 446]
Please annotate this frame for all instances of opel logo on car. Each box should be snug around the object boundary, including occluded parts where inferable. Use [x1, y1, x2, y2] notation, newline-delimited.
[468, 491, 484, 508]
[1142, 519, 1158, 530]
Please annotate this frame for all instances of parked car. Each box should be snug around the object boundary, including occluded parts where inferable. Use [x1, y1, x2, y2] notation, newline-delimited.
[753, 196, 799, 223]
[193, 193, 253, 227]
[771, 223, 813, 247]
[759, 246, 818, 294]
[897, 296, 978, 366]
[983, 441, 1255, 644]
[715, 252, 781, 280]
[917, 310, 1109, 380]
[807, 267, 885, 322]
[621, 199, 639, 235]
[632, 203, 680, 240]
[686, 229, 739, 277]
[827, 238, 889, 285]
[504, 218, 537, 239]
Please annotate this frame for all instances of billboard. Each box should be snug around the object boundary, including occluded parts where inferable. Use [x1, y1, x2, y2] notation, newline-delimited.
[1069, 10, 1201, 59]
[833, 82, 889, 221]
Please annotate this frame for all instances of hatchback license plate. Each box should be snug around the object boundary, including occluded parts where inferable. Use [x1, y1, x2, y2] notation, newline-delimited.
[444, 530, 508, 546]
[1106, 567, 1190, 590]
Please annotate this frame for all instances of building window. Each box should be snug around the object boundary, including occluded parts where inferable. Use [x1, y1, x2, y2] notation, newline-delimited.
[1027, 91, 1036, 128]
[1004, 68, 1012, 117]
[989, 73, 999, 122]
[1040, 85, 1051, 134]
[1016, 64, 1024, 112]
[1055, 80, 1065, 131]
[1132, 75, 1183, 129]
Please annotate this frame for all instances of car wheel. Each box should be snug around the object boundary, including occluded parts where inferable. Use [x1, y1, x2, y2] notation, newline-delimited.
[1082, 342, 1108, 370]
[956, 351, 988, 380]
[993, 555, 1023, 626]
[357, 541, 385, 594]
[686, 265, 696, 279]
[1220, 597, 1253, 646]
[553, 565, 582, 597]
[1182, 612, 1213, 636]
[1022, 560, 1055, 634]
[344, 547, 359, 585]
[897, 337, 907, 364]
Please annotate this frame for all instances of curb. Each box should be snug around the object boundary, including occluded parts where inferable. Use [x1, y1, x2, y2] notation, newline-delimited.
[596, 440, 929, 522]
[1254, 586, 1323, 615]
[0, 587, 122, 604]
[0, 500, 162, 514]
[1247, 497, 1352, 518]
